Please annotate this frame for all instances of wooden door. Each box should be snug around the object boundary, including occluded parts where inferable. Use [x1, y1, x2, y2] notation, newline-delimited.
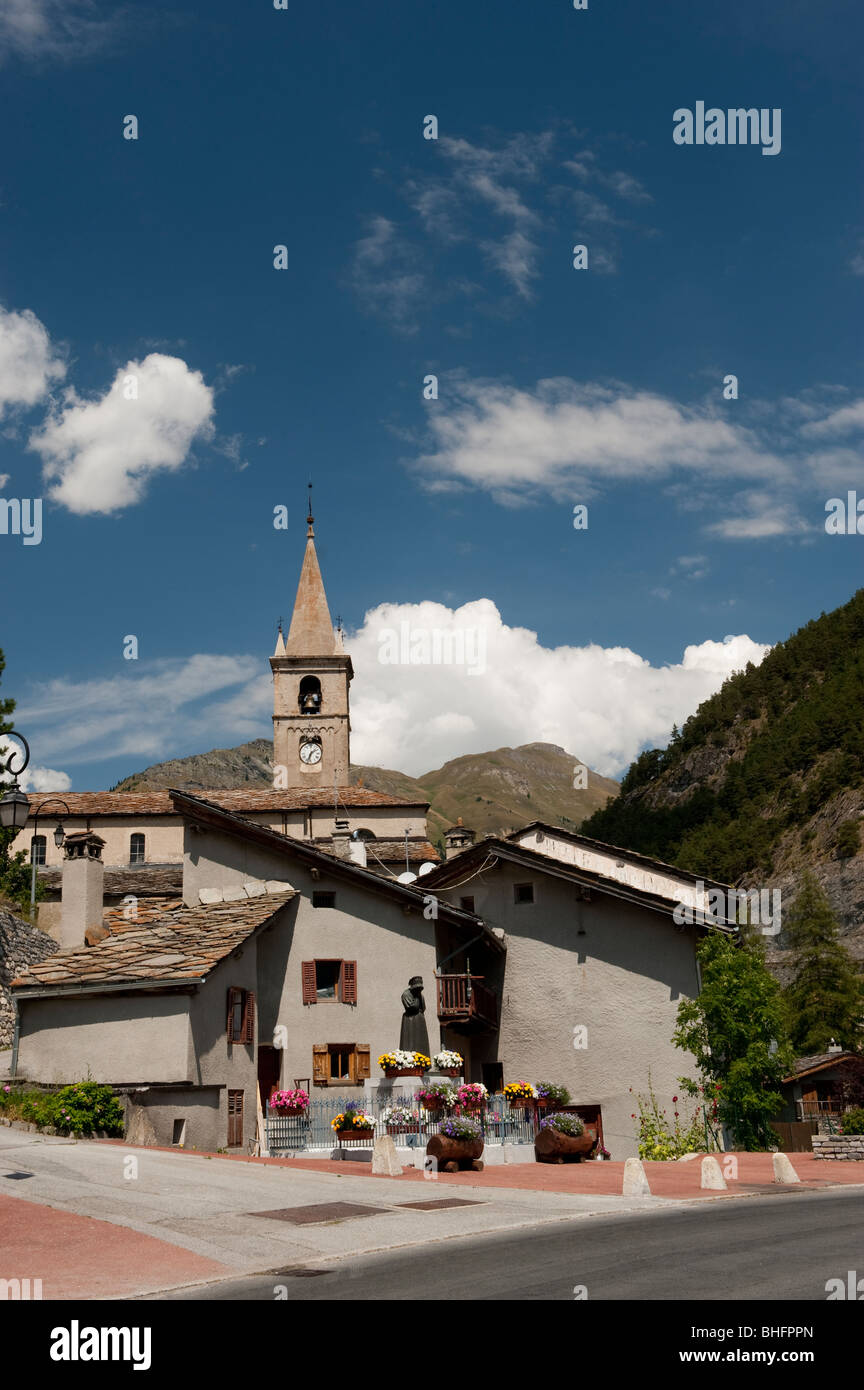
[227, 1090, 244, 1147]
[257, 1045, 281, 1111]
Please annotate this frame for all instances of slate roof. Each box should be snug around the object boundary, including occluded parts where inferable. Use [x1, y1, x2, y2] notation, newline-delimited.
[11, 891, 295, 994]
[25, 787, 426, 816]
[784, 1051, 860, 1081]
[38, 865, 184, 898]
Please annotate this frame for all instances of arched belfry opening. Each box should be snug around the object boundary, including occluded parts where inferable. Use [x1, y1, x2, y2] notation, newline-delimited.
[298, 675, 322, 714]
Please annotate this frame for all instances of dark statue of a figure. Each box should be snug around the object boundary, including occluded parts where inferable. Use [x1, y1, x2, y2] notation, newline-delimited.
[399, 975, 430, 1056]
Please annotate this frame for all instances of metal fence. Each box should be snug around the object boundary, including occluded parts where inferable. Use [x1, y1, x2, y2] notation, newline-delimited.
[265, 1093, 538, 1154]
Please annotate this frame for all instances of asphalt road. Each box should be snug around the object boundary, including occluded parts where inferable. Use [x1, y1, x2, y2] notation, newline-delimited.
[152, 1188, 864, 1300]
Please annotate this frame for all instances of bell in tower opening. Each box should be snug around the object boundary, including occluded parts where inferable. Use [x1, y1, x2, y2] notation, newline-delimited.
[298, 675, 322, 714]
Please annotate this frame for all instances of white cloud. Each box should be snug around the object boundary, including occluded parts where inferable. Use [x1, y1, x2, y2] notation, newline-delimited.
[413, 376, 789, 505]
[16, 655, 264, 770]
[13, 605, 770, 785]
[0, 737, 71, 793]
[705, 491, 812, 540]
[347, 598, 769, 778]
[350, 217, 425, 333]
[0, 303, 66, 417]
[0, 0, 120, 62]
[29, 353, 215, 514]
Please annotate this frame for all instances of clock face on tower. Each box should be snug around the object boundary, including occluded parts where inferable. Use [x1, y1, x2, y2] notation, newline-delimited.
[299, 740, 322, 765]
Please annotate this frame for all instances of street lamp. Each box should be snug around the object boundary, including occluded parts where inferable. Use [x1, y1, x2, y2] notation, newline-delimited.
[29, 797, 71, 915]
[0, 731, 31, 831]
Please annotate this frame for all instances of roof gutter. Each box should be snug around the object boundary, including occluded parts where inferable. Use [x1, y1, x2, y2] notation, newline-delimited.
[13, 976, 206, 1002]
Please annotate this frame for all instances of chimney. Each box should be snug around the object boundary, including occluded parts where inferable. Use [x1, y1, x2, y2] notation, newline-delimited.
[348, 837, 367, 869]
[331, 819, 352, 862]
[444, 817, 476, 861]
[60, 830, 106, 948]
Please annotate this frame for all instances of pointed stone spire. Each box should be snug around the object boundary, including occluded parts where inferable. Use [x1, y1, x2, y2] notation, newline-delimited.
[284, 503, 338, 656]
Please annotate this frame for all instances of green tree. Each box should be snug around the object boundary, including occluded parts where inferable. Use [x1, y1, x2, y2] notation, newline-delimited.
[783, 871, 864, 1055]
[674, 932, 793, 1150]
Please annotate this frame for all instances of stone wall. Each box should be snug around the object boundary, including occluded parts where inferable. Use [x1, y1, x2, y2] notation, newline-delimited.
[0, 909, 58, 1049]
[812, 1134, 864, 1160]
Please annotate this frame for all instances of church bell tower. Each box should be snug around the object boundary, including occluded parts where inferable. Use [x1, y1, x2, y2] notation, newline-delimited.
[271, 506, 353, 787]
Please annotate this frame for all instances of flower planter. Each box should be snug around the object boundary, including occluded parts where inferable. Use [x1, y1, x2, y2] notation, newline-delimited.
[271, 1107, 307, 1118]
[438, 1068, 462, 1077]
[386, 1124, 422, 1137]
[336, 1129, 373, 1143]
[535, 1124, 598, 1164]
[426, 1133, 484, 1173]
[506, 1097, 535, 1109]
[383, 1067, 426, 1079]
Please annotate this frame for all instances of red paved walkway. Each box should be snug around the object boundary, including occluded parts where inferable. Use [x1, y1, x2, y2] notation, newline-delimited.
[0, 1193, 232, 1300]
[98, 1139, 864, 1198]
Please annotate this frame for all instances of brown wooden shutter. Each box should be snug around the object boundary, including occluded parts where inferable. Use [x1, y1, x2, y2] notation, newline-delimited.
[227, 1090, 244, 1147]
[302, 962, 317, 1005]
[340, 960, 357, 1004]
[226, 987, 242, 1042]
[243, 991, 256, 1044]
[313, 1044, 328, 1084]
[357, 1044, 371, 1079]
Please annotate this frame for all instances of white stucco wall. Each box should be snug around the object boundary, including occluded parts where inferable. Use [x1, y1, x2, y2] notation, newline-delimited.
[439, 859, 703, 1158]
[16, 993, 192, 1085]
[510, 827, 716, 912]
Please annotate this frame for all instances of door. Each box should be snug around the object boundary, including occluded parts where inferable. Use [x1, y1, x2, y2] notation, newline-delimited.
[257, 1045, 281, 1112]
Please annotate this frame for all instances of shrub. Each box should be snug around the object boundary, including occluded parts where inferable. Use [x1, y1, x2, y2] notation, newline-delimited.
[49, 1083, 124, 1136]
[631, 1078, 714, 1159]
[841, 1106, 864, 1135]
[834, 820, 860, 860]
[539, 1112, 585, 1137]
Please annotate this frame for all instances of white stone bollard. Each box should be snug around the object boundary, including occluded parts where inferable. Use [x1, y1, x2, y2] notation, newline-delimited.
[371, 1135, 403, 1177]
[622, 1156, 651, 1196]
[773, 1152, 800, 1184]
[700, 1156, 727, 1190]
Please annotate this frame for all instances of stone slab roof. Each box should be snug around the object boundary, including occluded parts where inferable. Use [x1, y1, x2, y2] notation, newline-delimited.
[784, 1051, 859, 1081]
[26, 788, 426, 816]
[39, 865, 184, 898]
[11, 891, 295, 994]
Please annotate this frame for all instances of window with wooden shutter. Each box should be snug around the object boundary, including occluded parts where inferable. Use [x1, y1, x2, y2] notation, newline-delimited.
[227, 987, 243, 1042]
[340, 960, 357, 1004]
[243, 991, 255, 1044]
[313, 1043, 328, 1084]
[227, 1090, 244, 1147]
[357, 1044, 371, 1079]
[302, 962, 317, 1005]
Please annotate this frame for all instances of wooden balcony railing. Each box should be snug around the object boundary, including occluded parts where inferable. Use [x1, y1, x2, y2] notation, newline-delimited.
[435, 973, 498, 1030]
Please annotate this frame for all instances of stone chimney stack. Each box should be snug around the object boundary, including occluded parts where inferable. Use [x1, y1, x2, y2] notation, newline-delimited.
[444, 817, 476, 861]
[348, 836, 367, 869]
[330, 819, 352, 862]
[60, 830, 106, 948]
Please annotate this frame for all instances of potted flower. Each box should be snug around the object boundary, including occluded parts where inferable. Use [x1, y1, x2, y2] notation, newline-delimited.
[455, 1082, 487, 1111]
[534, 1082, 571, 1109]
[534, 1112, 597, 1163]
[381, 1104, 423, 1136]
[433, 1050, 463, 1077]
[269, 1088, 310, 1117]
[331, 1102, 375, 1143]
[378, 1049, 431, 1079]
[418, 1081, 457, 1113]
[503, 1081, 537, 1108]
[426, 1114, 484, 1172]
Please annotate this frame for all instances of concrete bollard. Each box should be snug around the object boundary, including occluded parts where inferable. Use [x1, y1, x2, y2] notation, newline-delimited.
[700, 1156, 727, 1190]
[622, 1156, 651, 1196]
[773, 1152, 800, 1184]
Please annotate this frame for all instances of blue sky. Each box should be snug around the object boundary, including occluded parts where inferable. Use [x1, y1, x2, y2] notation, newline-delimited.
[1, 0, 862, 789]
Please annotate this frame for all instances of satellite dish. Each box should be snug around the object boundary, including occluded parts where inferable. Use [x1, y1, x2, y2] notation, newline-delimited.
[417, 862, 435, 877]
[397, 871, 418, 885]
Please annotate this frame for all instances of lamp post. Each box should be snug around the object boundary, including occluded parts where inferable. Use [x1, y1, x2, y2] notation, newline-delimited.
[28, 798, 70, 916]
[0, 732, 31, 833]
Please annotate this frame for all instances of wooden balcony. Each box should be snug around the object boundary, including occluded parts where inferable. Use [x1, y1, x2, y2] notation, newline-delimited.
[435, 973, 498, 1033]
